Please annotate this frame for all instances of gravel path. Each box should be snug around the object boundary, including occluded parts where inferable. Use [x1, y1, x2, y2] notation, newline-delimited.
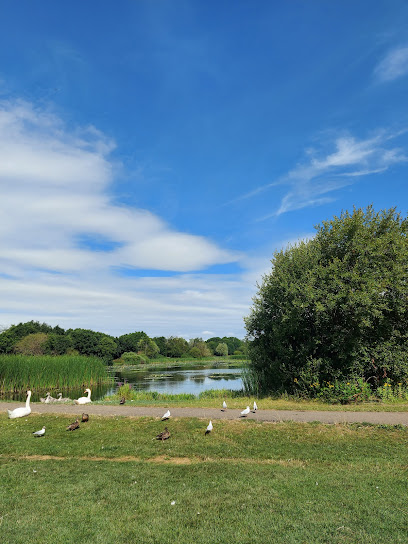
[2, 402, 408, 426]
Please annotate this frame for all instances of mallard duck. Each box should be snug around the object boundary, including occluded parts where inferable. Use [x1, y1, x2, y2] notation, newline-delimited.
[161, 409, 170, 421]
[119, 396, 126, 405]
[205, 421, 213, 435]
[33, 426, 46, 437]
[8, 390, 32, 419]
[240, 406, 250, 417]
[155, 427, 170, 441]
[66, 419, 80, 431]
[74, 388, 92, 405]
[81, 413, 89, 422]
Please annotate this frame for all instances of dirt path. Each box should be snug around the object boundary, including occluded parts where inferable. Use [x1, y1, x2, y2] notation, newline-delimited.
[2, 402, 408, 425]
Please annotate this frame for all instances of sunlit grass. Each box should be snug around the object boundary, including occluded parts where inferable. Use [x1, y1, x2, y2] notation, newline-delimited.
[0, 415, 407, 543]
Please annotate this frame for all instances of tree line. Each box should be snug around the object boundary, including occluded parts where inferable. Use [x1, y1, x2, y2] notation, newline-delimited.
[0, 321, 246, 362]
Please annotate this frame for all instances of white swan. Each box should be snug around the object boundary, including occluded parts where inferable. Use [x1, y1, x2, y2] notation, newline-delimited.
[74, 388, 92, 405]
[8, 390, 32, 419]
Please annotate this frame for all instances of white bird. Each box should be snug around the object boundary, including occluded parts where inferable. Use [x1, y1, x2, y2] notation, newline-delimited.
[240, 406, 250, 417]
[8, 390, 32, 419]
[221, 401, 227, 411]
[253, 401, 258, 413]
[33, 426, 46, 437]
[161, 409, 170, 420]
[205, 420, 213, 435]
[74, 388, 92, 405]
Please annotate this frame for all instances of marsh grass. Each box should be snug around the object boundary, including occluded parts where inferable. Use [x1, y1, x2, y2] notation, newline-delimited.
[0, 415, 407, 543]
[0, 354, 111, 392]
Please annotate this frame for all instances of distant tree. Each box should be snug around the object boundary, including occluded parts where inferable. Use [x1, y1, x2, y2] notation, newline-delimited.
[188, 346, 202, 358]
[189, 338, 211, 358]
[215, 342, 229, 356]
[14, 333, 49, 355]
[205, 337, 222, 354]
[96, 336, 118, 361]
[45, 333, 72, 355]
[137, 337, 160, 359]
[117, 331, 149, 355]
[221, 337, 244, 354]
[67, 328, 104, 356]
[153, 336, 167, 356]
[0, 321, 55, 353]
[166, 336, 189, 358]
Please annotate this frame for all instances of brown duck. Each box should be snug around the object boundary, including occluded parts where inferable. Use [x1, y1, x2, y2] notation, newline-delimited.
[155, 427, 170, 441]
[81, 413, 89, 422]
[119, 396, 126, 405]
[66, 419, 80, 431]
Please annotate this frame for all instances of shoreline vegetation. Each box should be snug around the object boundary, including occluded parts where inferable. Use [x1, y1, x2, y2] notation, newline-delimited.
[0, 354, 112, 393]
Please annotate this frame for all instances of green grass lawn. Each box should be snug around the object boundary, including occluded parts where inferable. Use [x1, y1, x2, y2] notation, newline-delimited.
[1, 414, 407, 543]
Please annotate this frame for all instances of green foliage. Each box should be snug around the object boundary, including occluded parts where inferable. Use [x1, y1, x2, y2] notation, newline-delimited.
[137, 337, 159, 358]
[214, 342, 228, 356]
[246, 206, 408, 393]
[120, 351, 150, 364]
[116, 331, 149, 355]
[152, 336, 167, 355]
[44, 333, 72, 355]
[0, 321, 60, 354]
[96, 336, 118, 361]
[166, 336, 189, 357]
[0, 354, 111, 392]
[13, 332, 49, 355]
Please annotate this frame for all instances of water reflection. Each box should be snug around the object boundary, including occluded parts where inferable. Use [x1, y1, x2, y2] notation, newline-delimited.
[1, 365, 244, 401]
[112, 365, 243, 396]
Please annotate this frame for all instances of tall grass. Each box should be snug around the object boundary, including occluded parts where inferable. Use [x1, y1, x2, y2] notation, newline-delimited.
[0, 354, 111, 392]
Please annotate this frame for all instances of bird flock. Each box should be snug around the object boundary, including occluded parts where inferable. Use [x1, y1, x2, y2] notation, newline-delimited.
[7, 390, 260, 439]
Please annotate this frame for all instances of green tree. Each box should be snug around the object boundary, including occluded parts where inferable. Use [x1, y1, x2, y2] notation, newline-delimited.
[245, 206, 408, 393]
[97, 336, 118, 361]
[45, 333, 72, 355]
[13, 333, 49, 355]
[117, 331, 149, 355]
[166, 336, 189, 358]
[153, 336, 167, 356]
[188, 338, 211, 358]
[215, 342, 229, 356]
[137, 337, 159, 359]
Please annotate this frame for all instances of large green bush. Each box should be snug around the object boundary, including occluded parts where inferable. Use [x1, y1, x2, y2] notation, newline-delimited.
[245, 206, 408, 393]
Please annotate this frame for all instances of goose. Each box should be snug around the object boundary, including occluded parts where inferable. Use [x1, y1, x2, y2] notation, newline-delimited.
[252, 401, 258, 413]
[8, 390, 32, 419]
[205, 420, 213, 435]
[155, 427, 170, 441]
[81, 413, 89, 422]
[74, 388, 92, 405]
[119, 396, 126, 405]
[33, 426, 46, 437]
[221, 401, 227, 411]
[66, 419, 80, 431]
[161, 409, 170, 421]
[240, 406, 250, 417]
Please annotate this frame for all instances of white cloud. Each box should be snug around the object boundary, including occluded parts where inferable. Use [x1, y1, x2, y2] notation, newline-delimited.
[0, 99, 251, 337]
[374, 46, 408, 82]
[236, 131, 407, 219]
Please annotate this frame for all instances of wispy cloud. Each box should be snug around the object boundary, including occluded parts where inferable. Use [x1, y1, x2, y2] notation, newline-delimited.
[374, 46, 408, 82]
[235, 131, 407, 219]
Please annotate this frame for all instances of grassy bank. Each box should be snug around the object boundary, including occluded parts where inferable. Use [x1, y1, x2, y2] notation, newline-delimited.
[113, 356, 247, 370]
[104, 386, 408, 411]
[0, 354, 112, 392]
[0, 415, 407, 543]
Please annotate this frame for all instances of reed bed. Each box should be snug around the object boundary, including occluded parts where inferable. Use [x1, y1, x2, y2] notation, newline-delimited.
[0, 354, 111, 392]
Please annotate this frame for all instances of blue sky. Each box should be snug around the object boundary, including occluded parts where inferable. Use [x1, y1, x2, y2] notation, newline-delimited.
[0, 1, 408, 339]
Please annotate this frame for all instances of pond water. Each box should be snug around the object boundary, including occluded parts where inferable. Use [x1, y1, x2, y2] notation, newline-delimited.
[2, 364, 244, 401]
[108, 364, 244, 397]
